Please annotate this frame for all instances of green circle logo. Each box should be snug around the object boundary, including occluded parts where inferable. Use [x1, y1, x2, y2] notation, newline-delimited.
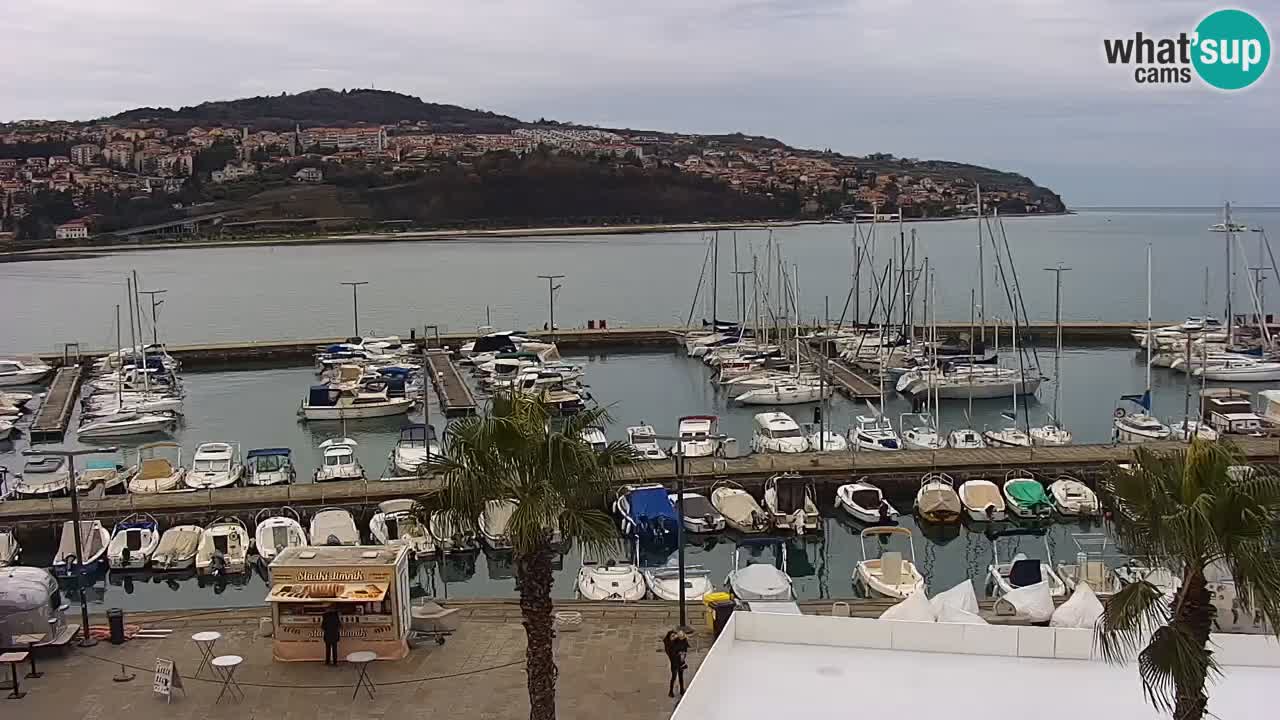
[1192, 9, 1270, 90]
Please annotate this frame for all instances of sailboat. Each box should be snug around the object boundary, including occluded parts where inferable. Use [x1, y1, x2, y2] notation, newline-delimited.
[1030, 265, 1073, 446]
[983, 317, 1033, 447]
[948, 290, 986, 449]
[903, 263, 943, 450]
[1115, 245, 1172, 443]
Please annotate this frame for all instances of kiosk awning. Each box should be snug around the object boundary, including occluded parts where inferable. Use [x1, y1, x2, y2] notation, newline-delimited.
[267, 582, 389, 603]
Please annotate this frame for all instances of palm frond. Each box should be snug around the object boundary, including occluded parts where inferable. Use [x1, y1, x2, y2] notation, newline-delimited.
[1096, 580, 1170, 664]
[1137, 624, 1219, 716]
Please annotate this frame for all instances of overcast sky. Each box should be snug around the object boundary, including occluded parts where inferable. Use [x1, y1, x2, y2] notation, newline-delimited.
[6, 0, 1276, 206]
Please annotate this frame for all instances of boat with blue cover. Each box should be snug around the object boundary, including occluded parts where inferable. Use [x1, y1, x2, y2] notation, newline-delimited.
[614, 484, 678, 546]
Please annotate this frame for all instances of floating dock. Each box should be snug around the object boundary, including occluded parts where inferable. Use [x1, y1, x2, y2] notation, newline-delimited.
[425, 349, 477, 416]
[797, 342, 880, 400]
[27, 366, 82, 443]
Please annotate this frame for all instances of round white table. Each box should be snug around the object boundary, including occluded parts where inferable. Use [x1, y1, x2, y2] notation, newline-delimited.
[346, 651, 377, 699]
[211, 655, 243, 704]
[190, 631, 222, 678]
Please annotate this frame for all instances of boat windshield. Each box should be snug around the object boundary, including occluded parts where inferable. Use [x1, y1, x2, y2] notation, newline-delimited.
[254, 455, 288, 472]
[324, 452, 351, 466]
[193, 459, 228, 472]
[769, 428, 804, 439]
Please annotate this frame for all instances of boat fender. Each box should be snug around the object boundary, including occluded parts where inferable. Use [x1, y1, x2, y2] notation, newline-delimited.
[1113, 407, 1126, 418]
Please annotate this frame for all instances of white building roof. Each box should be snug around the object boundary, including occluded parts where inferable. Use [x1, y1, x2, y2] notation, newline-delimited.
[673, 612, 1278, 720]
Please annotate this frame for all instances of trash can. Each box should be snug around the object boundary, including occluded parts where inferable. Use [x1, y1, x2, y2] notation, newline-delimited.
[703, 591, 732, 634]
[710, 599, 736, 639]
[107, 608, 126, 645]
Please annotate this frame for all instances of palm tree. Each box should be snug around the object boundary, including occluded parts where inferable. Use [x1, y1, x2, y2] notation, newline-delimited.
[420, 392, 633, 720]
[1096, 440, 1280, 719]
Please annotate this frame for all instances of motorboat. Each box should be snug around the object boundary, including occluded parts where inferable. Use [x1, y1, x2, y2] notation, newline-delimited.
[151, 525, 203, 570]
[314, 438, 365, 482]
[750, 412, 809, 454]
[196, 517, 251, 576]
[1114, 410, 1172, 443]
[0, 358, 52, 386]
[14, 456, 71, 497]
[429, 510, 480, 553]
[52, 520, 110, 577]
[1209, 222, 1250, 232]
[805, 427, 848, 452]
[625, 424, 667, 461]
[615, 484, 679, 546]
[577, 561, 647, 601]
[478, 499, 518, 550]
[644, 558, 714, 602]
[184, 442, 243, 489]
[673, 415, 721, 457]
[710, 480, 769, 533]
[76, 459, 131, 494]
[1114, 560, 1183, 597]
[1029, 424, 1073, 446]
[897, 366, 1041, 399]
[899, 413, 943, 450]
[391, 423, 440, 475]
[244, 448, 296, 486]
[1003, 471, 1052, 519]
[309, 508, 360, 546]
[299, 382, 414, 420]
[987, 530, 1067, 599]
[128, 442, 187, 493]
[253, 508, 308, 562]
[983, 424, 1032, 448]
[669, 491, 725, 532]
[536, 385, 589, 416]
[579, 426, 608, 452]
[849, 415, 901, 451]
[958, 479, 1006, 522]
[762, 473, 819, 534]
[1048, 476, 1100, 516]
[0, 528, 19, 567]
[1169, 420, 1219, 442]
[836, 481, 898, 524]
[734, 381, 830, 405]
[726, 539, 793, 602]
[914, 472, 961, 524]
[946, 428, 986, 449]
[370, 499, 434, 557]
[855, 526, 926, 599]
[77, 411, 177, 439]
[1055, 534, 1124, 599]
[107, 514, 160, 570]
[1193, 357, 1280, 382]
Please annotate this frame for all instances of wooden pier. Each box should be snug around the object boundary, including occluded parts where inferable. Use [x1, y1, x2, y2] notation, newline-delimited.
[27, 366, 82, 443]
[797, 342, 881, 401]
[425, 349, 477, 416]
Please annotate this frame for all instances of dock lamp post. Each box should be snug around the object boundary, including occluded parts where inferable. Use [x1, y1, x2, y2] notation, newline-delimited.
[23, 446, 118, 648]
[340, 281, 369, 338]
[537, 275, 564, 335]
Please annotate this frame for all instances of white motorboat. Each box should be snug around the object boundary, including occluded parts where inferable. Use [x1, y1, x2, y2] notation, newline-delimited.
[391, 423, 440, 475]
[1114, 560, 1183, 597]
[1029, 424, 1073, 446]
[107, 514, 160, 570]
[184, 442, 243, 489]
[196, 517, 251, 576]
[0, 358, 52, 386]
[478, 498, 518, 550]
[83, 393, 184, 419]
[734, 381, 830, 405]
[710, 480, 769, 533]
[625, 424, 667, 460]
[750, 412, 809, 454]
[1048, 476, 1100, 516]
[1114, 410, 1171, 443]
[669, 491, 725, 532]
[151, 525, 203, 570]
[579, 426, 608, 452]
[836, 481, 898, 524]
[805, 428, 848, 452]
[253, 508, 308, 562]
[762, 473, 819, 534]
[314, 438, 365, 482]
[1170, 420, 1218, 441]
[1003, 471, 1053, 519]
[1055, 534, 1124, 599]
[855, 526, 926, 599]
[958, 479, 1006, 521]
[983, 425, 1032, 448]
[0, 390, 35, 409]
[645, 559, 714, 602]
[1209, 221, 1250, 233]
[1194, 358, 1280, 382]
[429, 510, 480, 553]
[309, 508, 360, 546]
[914, 472, 961, 524]
[52, 520, 110, 577]
[726, 539, 793, 602]
[76, 459, 132, 494]
[14, 455, 71, 497]
[78, 411, 177, 439]
[946, 428, 986, 449]
[897, 366, 1041, 399]
[299, 382, 414, 420]
[899, 412, 943, 450]
[244, 448, 296, 486]
[988, 531, 1067, 599]
[673, 415, 721, 457]
[129, 442, 187, 493]
[849, 415, 901, 451]
[577, 561, 647, 601]
[370, 499, 434, 557]
[0, 528, 19, 567]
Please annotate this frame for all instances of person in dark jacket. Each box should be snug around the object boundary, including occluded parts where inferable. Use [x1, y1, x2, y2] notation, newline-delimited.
[321, 609, 342, 665]
[663, 629, 690, 697]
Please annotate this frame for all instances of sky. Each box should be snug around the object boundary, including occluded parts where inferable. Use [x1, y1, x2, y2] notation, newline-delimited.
[5, 0, 1277, 206]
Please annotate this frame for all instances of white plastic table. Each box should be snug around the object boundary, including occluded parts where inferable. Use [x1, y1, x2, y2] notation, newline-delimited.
[191, 631, 221, 678]
[346, 651, 377, 700]
[211, 655, 243, 704]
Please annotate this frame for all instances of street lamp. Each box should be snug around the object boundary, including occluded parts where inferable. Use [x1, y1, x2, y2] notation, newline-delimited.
[537, 275, 564, 334]
[340, 281, 369, 337]
[23, 446, 119, 647]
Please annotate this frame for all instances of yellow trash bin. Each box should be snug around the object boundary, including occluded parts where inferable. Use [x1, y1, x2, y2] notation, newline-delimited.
[703, 591, 732, 634]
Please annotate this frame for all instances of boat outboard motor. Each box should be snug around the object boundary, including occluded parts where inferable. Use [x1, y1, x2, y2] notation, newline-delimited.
[120, 545, 132, 566]
[210, 552, 227, 577]
[878, 500, 894, 525]
[750, 510, 769, 532]
[325, 534, 342, 546]
[984, 504, 997, 520]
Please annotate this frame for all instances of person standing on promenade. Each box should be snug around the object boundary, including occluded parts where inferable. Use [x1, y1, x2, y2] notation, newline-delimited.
[663, 629, 690, 697]
[321, 608, 342, 665]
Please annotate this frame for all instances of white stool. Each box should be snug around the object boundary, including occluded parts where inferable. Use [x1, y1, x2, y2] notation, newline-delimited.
[347, 651, 377, 700]
[190, 631, 221, 678]
[211, 655, 243, 704]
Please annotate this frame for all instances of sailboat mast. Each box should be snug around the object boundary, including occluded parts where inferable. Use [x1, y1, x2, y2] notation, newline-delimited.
[1226, 202, 1234, 346]
[1044, 264, 1070, 428]
[1146, 244, 1153, 402]
[968, 289, 976, 422]
[711, 232, 719, 326]
[753, 255, 761, 345]
[115, 304, 123, 405]
[977, 184, 985, 344]
[733, 232, 741, 324]
[125, 275, 138, 369]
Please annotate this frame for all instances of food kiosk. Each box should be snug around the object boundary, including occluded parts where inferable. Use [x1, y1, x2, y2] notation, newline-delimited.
[266, 545, 411, 662]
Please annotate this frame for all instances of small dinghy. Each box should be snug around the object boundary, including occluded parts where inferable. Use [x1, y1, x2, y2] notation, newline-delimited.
[987, 529, 1067, 599]
[184, 442, 243, 489]
[836, 481, 898, 524]
[1048, 475, 1100, 516]
[370, 499, 434, 557]
[763, 473, 819, 534]
[254, 507, 308, 562]
[128, 442, 186, 493]
[14, 455, 71, 497]
[429, 510, 480, 553]
[645, 557, 714, 601]
[914, 472, 961, 524]
[1003, 471, 1052, 519]
[196, 517, 251, 576]
[669, 491, 725, 533]
[52, 520, 110, 577]
[710, 480, 770, 533]
[958, 479, 1006, 522]
[478, 499, 518, 550]
[108, 514, 160, 570]
[726, 539, 793, 602]
[577, 560, 647, 601]
[0, 528, 19, 567]
[151, 525, 203, 570]
[309, 508, 360, 546]
[855, 526, 926, 599]
[244, 448, 296, 486]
